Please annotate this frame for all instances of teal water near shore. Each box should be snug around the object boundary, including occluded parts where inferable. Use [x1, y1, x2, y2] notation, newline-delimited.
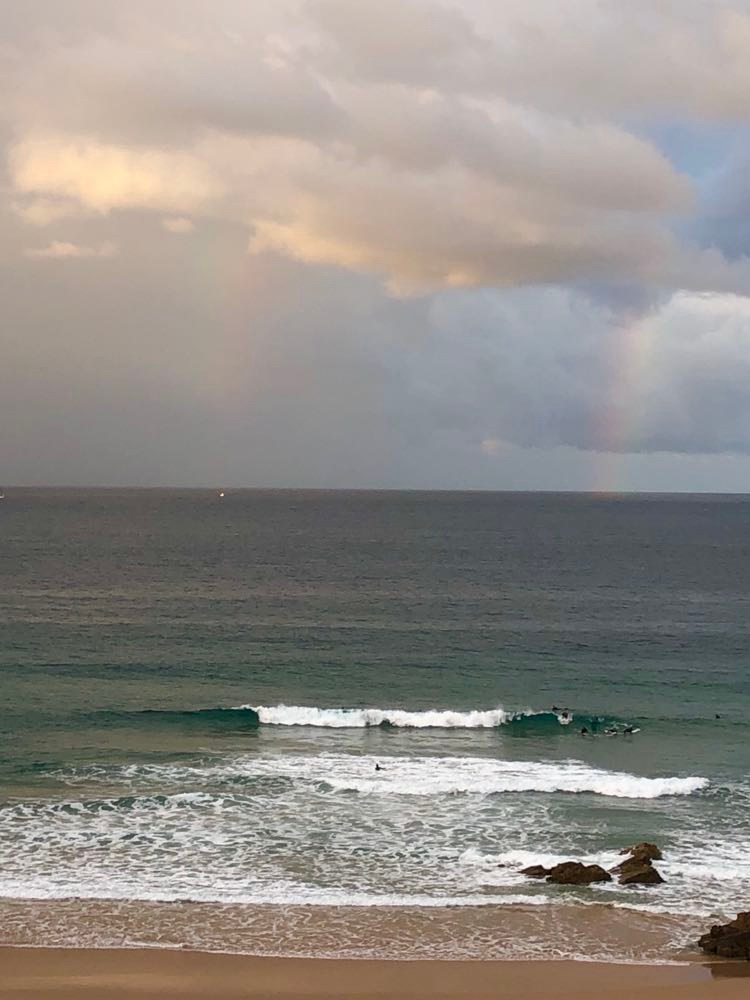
[1, 489, 749, 957]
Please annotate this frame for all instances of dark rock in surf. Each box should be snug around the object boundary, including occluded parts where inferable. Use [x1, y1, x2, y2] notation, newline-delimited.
[612, 855, 648, 876]
[545, 862, 611, 885]
[617, 861, 665, 885]
[619, 842, 662, 862]
[520, 864, 550, 879]
[613, 842, 665, 885]
[698, 912, 750, 959]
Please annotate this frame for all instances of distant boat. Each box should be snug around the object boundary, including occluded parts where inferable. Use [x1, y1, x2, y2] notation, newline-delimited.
[218, 491, 225, 498]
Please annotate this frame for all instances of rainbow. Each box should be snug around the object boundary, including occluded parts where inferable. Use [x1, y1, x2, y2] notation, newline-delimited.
[591, 314, 655, 492]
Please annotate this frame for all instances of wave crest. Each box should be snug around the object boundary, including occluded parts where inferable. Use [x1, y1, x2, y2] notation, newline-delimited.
[92, 704, 628, 734]
[247, 705, 511, 728]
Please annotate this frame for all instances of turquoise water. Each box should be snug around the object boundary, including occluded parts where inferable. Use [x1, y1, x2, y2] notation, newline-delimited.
[1, 489, 749, 958]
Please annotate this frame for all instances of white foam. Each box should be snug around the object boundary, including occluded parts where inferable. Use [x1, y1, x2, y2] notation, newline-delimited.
[0, 877, 541, 909]
[2, 750, 730, 928]
[51, 753, 709, 800]
[237, 754, 708, 799]
[248, 705, 511, 728]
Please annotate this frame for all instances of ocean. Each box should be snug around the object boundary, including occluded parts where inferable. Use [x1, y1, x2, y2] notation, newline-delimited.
[1, 489, 748, 961]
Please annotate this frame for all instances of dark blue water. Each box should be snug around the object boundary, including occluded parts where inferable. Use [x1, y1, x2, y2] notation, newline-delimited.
[1, 489, 748, 959]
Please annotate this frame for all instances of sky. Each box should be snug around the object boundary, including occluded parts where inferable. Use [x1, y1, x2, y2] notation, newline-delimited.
[5, 1, 750, 490]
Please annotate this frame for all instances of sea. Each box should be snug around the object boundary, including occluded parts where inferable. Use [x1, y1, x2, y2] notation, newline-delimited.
[1, 489, 748, 962]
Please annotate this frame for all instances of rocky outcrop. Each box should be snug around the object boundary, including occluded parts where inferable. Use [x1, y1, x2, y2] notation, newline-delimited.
[619, 842, 662, 862]
[519, 843, 666, 887]
[611, 843, 665, 885]
[546, 862, 611, 884]
[519, 865, 550, 879]
[699, 912, 750, 959]
[519, 861, 611, 884]
[617, 861, 665, 885]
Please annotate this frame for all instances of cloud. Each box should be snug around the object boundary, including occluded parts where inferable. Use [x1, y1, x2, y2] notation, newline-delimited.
[308, 0, 750, 118]
[5, 1, 750, 488]
[391, 286, 750, 456]
[162, 216, 195, 234]
[9, 135, 222, 215]
[306, 0, 487, 89]
[479, 437, 509, 458]
[5, 215, 750, 490]
[12, 198, 80, 226]
[24, 240, 118, 259]
[1, 0, 741, 296]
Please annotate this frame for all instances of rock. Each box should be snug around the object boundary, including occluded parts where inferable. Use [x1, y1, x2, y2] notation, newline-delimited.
[699, 912, 750, 960]
[545, 862, 611, 885]
[520, 865, 550, 879]
[619, 842, 662, 862]
[612, 856, 637, 875]
[612, 855, 655, 876]
[618, 862, 665, 885]
[612, 843, 666, 885]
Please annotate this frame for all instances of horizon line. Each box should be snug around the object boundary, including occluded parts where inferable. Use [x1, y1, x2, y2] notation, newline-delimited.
[2, 485, 750, 497]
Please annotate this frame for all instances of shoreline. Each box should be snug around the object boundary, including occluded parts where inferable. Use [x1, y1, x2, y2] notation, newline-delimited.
[2, 947, 749, 999]
[0, 897, 715, 964]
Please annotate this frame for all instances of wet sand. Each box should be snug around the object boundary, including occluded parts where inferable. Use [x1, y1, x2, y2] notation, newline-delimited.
[1, 948, 749, 1000]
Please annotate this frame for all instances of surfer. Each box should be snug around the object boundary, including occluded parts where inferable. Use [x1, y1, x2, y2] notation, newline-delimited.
[375, 763, 384, 772]
[623, 725, 634, 735]
[580, 726, 589, 736]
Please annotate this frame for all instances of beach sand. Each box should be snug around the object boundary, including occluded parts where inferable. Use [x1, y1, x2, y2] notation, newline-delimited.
[1, 949, 748, 1000]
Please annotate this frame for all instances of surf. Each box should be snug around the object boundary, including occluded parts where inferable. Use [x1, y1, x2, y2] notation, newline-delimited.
[86, 704, 634, 734]
[246, 705, 513, 728]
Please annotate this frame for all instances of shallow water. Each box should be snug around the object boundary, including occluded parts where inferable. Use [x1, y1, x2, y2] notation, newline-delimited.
[1, 489, 748, 958]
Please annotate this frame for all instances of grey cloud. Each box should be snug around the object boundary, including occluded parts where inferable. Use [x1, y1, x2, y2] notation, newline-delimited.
[308, 0, 750, 118]
[340, 87, 686, 213]
[17, 46, 345, 148]
[4, 198, 750, 491]
[693, 146, 750, 262]
[390, 286, 750, 456]
[0, 210, 397, 486]
[306, 0, 487, 88]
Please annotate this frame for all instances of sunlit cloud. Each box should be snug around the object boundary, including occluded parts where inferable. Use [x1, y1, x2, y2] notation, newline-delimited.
[24, 240, 119, 259]
[9, 135, 222, 216]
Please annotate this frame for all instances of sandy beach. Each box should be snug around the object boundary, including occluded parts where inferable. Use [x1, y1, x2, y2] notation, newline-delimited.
[1, 949, 748, 1000]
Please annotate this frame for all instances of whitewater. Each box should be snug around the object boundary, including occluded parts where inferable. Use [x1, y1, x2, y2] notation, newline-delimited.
[0, 733, 733, 934]
[249, 704, 515, 727]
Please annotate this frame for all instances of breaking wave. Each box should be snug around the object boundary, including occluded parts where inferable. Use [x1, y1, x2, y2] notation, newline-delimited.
[242, 705, 625, 731]
[248, 705, 513, 728]
[87, 704, 631, 734]
[252, 755, 708, 799]
[46, 753, 708, 800]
